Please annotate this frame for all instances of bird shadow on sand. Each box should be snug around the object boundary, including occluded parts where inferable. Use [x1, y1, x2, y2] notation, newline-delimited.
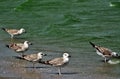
[48, 72, 79, 75]
[24, 66, 50, 69]
[12, 56, 50, 69]
[12, 56, 24, 60]
[100, 60, 106, 63]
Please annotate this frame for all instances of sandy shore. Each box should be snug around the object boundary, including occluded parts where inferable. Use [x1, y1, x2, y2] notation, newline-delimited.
[0, 56, 79, 79]
[0, 40, 120, 79]
[0, 40, 79, 79]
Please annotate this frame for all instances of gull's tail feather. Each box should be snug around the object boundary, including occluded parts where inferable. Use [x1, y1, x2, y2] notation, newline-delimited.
[6, 44, 10, 48]
[39, 60, 50, 65]
[13, 56, 25, 60]
[1, 27, 6, 31]
[89, 41, 96, 47]
[21, 54, 27, 58]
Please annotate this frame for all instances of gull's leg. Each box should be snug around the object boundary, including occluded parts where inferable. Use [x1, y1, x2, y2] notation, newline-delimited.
[104, 57, 107, 62]
[10, 35, 14, 43]
[11, 35, 14, 39]
[58, 67, 62, 75]
[21, 52, 25, 57]
[33, 62, 36, 68]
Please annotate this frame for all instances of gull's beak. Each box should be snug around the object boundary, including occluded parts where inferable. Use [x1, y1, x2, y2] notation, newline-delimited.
[116, 54, 119, 57]
[42, 53, 47, 56]
[68, 55, 71, 57]
[29, 42, 33, 45]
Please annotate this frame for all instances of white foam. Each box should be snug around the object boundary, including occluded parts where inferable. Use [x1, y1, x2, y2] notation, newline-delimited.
[108, 60, 120, 64]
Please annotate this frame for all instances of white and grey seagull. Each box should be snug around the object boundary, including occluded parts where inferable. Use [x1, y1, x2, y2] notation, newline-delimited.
[1, 27, 26, 38]
[40, 53, 71, 75]
[89, 41, 119, 62]
[22, 52, 47, 68]
[6, 41, 32, 56]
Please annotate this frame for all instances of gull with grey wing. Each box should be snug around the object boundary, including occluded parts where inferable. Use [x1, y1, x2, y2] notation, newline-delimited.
[89, 42, 119, 62]
[40, 53, 71, 75]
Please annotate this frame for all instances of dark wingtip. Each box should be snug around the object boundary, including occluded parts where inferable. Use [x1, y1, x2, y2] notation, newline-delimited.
[6, 45, 9, 48]
[89, 41, 95, 47]
[22, 55, 26, 58]
[39, 60, 49, 65]
[1, 27, 6, 31]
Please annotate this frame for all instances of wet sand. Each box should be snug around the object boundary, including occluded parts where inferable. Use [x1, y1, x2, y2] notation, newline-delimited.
[0, 40, 79, 79]
[0, 57, 119, 79]
[0, 40, 120, 79]
[0, 56, 78, 79]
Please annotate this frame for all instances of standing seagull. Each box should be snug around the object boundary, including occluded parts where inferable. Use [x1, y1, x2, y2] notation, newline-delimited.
[23, 52, 47, 68]
[1, 28, 26, 38]
[41, 53, 71, 75]
[6, 41, 32, 56]
[89, 42, 119, 62]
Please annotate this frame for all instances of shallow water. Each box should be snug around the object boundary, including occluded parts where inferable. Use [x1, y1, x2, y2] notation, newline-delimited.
[0, 0, 120, 79]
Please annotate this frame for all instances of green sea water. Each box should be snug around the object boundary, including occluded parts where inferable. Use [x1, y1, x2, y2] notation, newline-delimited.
[0, 0, 120, 79]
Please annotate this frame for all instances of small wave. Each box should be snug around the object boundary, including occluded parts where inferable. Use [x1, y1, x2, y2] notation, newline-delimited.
[108, 60, 120, 64]
[57, 13, 81, 26]
[14, 0, 32, 11]
[76, 0, 89, 2]
[109, 2, 120, 8]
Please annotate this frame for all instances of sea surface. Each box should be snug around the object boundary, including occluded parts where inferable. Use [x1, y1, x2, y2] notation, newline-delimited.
[0, 0, 120, 79]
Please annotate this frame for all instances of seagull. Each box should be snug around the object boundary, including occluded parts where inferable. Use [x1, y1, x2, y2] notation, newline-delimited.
[6, 41, 32, 56]
[1, 27, 26, 38]
[89, 41, 119, 62]
[22, 52, 47, 68]
[40, 53, 71, 75]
